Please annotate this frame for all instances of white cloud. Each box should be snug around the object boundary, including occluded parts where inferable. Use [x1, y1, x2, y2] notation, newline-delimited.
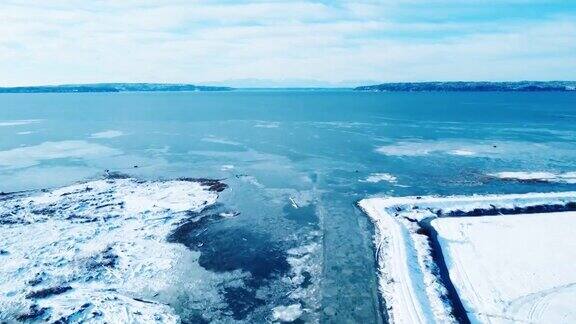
[0, 1, 574, 85]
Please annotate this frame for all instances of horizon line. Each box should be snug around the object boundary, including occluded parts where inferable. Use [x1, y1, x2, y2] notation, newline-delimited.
[1, 80, 575, 89]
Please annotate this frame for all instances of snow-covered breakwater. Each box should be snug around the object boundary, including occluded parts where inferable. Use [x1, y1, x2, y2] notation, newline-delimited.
[359, 192, 576, 324]
[0, 177, 224, 323]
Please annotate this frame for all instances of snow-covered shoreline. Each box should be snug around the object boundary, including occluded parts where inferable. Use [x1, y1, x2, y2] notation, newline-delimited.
[359, 191, 576, 324]
[0, 177, 222, 322]
[358, 198, 457, 324]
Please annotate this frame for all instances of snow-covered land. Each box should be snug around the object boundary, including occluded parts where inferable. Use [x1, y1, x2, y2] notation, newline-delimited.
[359, 191, 576, 324]
[433, 211, 576, 323]
[0, 177, 220, 322]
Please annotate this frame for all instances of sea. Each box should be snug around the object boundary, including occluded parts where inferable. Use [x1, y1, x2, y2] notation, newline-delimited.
[1, 90, 575, 322]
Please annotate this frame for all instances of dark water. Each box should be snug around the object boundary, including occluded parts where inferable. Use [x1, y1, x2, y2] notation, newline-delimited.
[1, 91, 575, 322]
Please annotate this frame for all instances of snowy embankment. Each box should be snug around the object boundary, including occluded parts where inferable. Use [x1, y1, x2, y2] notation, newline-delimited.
[359, 191, 576, 324]
[0, 177, 221, 322]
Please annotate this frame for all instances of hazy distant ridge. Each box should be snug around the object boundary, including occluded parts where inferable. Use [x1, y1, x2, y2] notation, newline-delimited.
[355, 81, 576, 92]
[0, 83, 233, 93]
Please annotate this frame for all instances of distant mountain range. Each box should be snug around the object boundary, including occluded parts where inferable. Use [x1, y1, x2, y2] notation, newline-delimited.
[355, 81, 576, 92]
[0, 83, 232, 93]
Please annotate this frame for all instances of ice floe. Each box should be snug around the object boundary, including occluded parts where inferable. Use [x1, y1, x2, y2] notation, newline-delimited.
[272, 304, 303, 322]
[255, 121, 280, 128]
[0, 119, 41, 127]
[374, 139, 575, 160]
[220, 164, 235, 171]
[282, 241, 320, 321]
[448, 149, 475, 156]
[0, 177, 221, 322]
[361, 173, 397, 183]
[90, 130, 125, 139]
[489, 171, 576, 184]
[0, 141, 120, 169]
[359, 191, 576, 324]
[201, 136, 242, 146]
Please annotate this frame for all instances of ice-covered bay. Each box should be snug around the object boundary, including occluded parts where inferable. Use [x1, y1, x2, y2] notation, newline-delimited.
[3, 89, 576, 323]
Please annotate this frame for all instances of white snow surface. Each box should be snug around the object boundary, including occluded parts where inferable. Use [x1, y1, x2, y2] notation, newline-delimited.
[0, 177, 218, 323]
[489, 171, 576, 184]
[433, 212, 576, 323]
[359, 191, 576, 324]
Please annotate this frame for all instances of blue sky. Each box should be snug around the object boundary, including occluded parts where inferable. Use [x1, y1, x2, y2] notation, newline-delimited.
[0, 0, 575, 86]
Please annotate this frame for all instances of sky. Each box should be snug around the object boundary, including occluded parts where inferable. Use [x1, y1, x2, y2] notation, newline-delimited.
[0, 0, 575, 87]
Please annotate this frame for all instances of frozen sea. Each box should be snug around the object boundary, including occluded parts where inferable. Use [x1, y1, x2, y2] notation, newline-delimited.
[1, 90, 575, 322]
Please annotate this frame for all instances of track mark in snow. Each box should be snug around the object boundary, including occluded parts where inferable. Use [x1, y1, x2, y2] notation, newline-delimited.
[506, 282, 576, 322]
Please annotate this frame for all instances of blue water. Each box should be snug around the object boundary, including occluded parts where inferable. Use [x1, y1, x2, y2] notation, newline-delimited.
[1, 91, 575, 322]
